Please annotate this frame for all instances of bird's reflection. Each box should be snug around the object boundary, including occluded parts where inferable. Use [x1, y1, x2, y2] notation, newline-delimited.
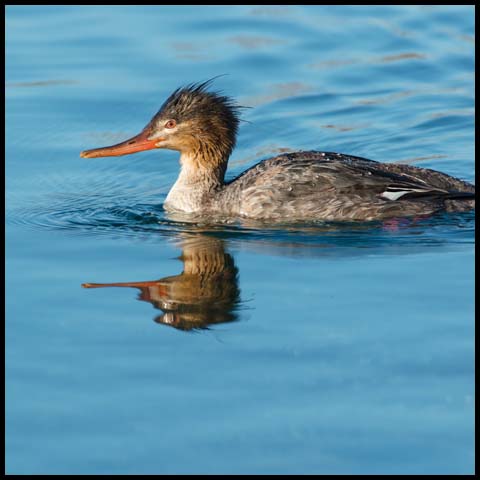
[82, 211, 474, 330]
[82, 236, 241, 330]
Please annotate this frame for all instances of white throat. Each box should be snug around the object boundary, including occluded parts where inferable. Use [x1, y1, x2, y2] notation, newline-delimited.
[164, 153, 223, 213]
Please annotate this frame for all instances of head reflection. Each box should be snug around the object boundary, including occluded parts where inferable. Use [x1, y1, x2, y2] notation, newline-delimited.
[82, 236, 241, 330]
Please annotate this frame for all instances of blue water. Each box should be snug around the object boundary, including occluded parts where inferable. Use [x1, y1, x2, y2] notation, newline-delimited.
[5, 5, 475, 475]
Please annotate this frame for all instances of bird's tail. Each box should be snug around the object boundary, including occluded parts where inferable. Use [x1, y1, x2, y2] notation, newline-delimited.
[445, 191, 475, 200]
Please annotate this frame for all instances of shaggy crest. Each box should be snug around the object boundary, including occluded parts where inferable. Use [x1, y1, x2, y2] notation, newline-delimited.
[152, 78, 243, 163]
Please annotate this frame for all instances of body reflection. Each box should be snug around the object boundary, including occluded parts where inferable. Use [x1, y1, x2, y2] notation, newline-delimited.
[82, 212, 474, 330]
[82, 236, 241, 330]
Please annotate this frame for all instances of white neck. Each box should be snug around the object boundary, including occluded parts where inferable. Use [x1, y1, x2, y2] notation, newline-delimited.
[164, 153, 224, 213]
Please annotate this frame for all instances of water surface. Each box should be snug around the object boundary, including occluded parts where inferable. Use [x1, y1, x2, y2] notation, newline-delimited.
[5, 5, 474, 475]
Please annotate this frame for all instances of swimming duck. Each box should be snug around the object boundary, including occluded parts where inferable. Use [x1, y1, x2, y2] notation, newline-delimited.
[80, 80, 475, 221]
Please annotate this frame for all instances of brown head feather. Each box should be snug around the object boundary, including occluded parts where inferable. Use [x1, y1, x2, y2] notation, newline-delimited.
[151, 79, 243, 173]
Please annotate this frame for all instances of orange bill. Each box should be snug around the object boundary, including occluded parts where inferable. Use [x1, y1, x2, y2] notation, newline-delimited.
[80, 130, 162, 158]
[82, 281, 164, 288]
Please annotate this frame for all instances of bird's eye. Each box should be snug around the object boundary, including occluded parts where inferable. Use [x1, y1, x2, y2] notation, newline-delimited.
[165, 120, 176, 129]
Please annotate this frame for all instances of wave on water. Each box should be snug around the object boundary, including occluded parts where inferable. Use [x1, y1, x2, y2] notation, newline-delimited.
[6, 170, 475, 257]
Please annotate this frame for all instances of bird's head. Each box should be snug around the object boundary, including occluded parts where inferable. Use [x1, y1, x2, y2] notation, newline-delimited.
[80, 80, 242, 169]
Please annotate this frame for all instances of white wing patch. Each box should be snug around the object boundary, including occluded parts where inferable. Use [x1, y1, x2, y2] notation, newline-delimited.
[381, 190, 410, 201]
[380, 185, 443, 201]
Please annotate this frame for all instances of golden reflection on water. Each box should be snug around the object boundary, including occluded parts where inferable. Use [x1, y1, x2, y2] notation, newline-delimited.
[80, 211, 470, 332]
[242, 81, 314, 107]
[5, 80, 78, 88]
[82, 235, 241, 331]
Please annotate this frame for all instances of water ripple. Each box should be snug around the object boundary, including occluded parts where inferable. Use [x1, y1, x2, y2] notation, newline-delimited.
[6, 169, 475, 256]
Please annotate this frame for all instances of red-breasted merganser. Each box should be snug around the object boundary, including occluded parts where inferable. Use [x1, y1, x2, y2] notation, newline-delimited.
[80, 80, 475, 221]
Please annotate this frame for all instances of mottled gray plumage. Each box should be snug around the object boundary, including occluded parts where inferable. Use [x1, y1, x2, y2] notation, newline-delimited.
[212, 151, 475, 221]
